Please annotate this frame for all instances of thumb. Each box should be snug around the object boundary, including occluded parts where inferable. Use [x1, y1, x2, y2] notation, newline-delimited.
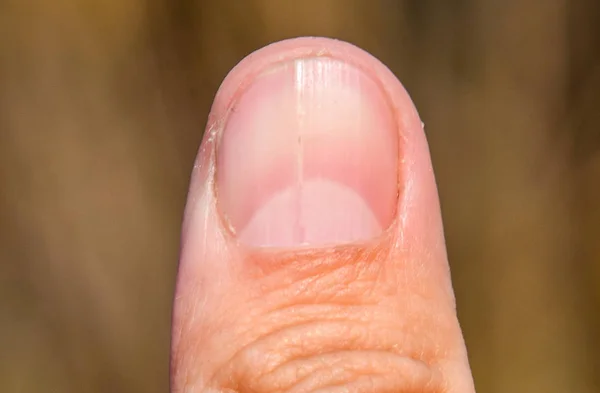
[171, 37, 476, 393]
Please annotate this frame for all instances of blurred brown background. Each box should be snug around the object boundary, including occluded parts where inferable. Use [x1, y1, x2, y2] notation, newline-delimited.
[1, 0, 599, 392]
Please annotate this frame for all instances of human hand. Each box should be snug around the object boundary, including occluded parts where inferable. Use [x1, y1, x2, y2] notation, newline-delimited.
[170, 37, 476, 393]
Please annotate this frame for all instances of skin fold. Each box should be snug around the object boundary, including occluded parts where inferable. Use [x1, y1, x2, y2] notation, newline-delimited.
[171, 37, 476, 393]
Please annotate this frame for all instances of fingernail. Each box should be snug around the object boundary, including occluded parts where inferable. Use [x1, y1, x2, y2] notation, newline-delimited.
[216, 57, 398, 247]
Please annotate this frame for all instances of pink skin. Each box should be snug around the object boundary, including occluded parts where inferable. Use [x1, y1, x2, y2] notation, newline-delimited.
[172, 37, 476, 393]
